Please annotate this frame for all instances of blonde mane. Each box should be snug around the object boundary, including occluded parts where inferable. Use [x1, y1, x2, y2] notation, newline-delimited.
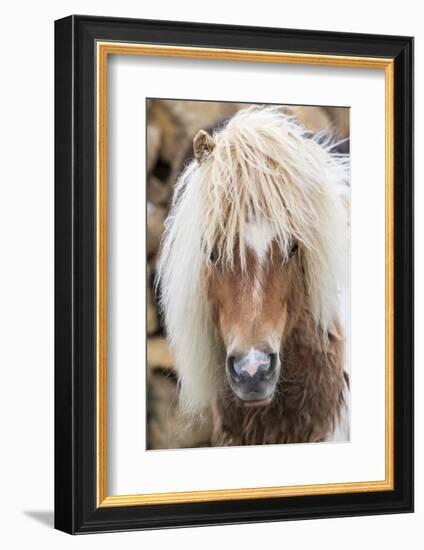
[157, 106, 349, 416]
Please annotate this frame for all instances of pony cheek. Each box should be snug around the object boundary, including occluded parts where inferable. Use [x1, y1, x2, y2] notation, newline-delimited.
[268, 302, 288, 344]
[208, 301, 229, 347]
[208, 301, 220, 325]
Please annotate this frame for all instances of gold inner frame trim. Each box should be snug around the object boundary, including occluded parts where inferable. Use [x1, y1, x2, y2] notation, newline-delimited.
[96, 41, 395, 508]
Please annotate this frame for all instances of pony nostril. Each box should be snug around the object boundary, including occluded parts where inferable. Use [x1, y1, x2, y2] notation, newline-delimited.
[258, 353, 277, 380]
[226, 356, 240, 381]
[268, 353, 277, 373]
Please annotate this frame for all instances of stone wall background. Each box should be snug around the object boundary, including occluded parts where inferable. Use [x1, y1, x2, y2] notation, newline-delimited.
[146, 99, 349, 450]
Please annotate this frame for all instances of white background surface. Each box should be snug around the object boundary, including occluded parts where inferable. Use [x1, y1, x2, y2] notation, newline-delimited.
[108, 57, 386, 495]
[0, 1, 421, 548]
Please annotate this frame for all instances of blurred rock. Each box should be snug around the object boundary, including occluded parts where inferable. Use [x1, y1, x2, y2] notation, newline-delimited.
[147, 123, 161, 174]
[147, 267, 159, 335]
[147, 175, 172, 206]
[147, 337, 174, 373]
[147, 202, 165, 257]
[161, 99, 239, 139]
[147, 99, 241, 188]
[287, 105, 333, 134]
[147, 371, 213, 449]
[148, 100, 186, 167]
[327, 107, 350, 138]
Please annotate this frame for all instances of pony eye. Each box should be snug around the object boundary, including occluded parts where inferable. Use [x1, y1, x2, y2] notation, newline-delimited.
[289, 242, 298, 258]
[208, 248, 218, 264]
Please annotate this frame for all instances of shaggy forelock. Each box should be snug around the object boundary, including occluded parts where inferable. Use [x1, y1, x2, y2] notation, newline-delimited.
[157, 106, 349, 416]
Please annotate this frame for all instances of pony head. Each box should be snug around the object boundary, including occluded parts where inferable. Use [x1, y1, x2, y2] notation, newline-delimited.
[157, 106, 348, 416]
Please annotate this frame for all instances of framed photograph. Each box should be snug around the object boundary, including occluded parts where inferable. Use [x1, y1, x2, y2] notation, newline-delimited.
[54, 15, 413, 534]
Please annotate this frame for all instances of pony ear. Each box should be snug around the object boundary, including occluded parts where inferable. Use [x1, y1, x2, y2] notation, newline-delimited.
[193, 130, 215, 164]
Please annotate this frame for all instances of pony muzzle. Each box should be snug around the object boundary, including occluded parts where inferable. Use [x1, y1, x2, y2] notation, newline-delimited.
[226, 348, 278, 406]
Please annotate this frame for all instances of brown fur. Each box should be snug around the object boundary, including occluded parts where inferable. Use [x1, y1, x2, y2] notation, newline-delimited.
[205, 244, 346, 446]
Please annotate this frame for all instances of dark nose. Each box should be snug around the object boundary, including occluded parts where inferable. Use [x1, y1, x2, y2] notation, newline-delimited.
[227, 349, 277, 401]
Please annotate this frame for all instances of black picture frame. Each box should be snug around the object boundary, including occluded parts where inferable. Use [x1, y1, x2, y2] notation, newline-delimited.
[55, 14, 414, 534]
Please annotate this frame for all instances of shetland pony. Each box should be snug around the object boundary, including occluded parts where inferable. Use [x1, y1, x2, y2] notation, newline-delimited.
[157, 106, 349, 446]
